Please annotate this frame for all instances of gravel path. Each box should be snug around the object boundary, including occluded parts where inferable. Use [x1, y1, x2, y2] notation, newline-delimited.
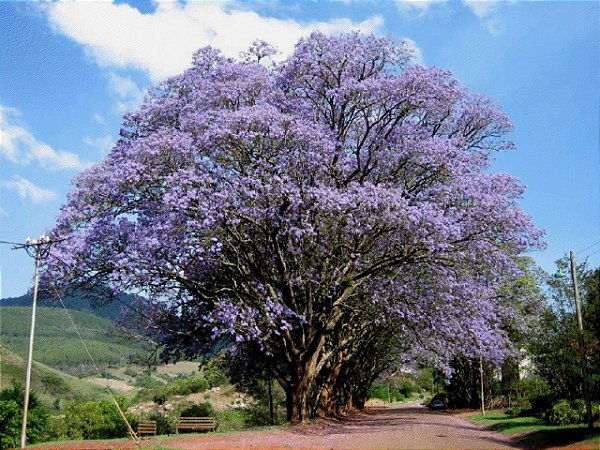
[163, 402, 518, 449]
[45, 402, 600, 449]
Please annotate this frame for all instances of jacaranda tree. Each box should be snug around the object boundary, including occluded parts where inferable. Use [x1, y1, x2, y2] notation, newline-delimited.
[43, 33, 543, 422]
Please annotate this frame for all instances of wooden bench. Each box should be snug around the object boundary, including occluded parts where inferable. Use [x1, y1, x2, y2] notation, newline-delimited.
[137, 420, 157, 436]
[176, 416, 217, 433]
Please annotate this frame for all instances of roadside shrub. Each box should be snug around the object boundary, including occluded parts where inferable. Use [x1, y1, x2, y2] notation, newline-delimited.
[544, 399, 576, 425]
[179, 401, 214, 417]
[0, 385, 48, 449]
[214, 409, 251, 432]
[168, 375, 210, 396]
[543, 399, 599, 425]
[368, 381, 408, 402]
[142, 411, 174, 435]
[61, 398, 133, 439]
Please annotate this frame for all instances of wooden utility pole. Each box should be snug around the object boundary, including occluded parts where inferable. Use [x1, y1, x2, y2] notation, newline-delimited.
[479, 353, 485, 416]
[12, 236, 54, 449]
[569, 251, 593, 430]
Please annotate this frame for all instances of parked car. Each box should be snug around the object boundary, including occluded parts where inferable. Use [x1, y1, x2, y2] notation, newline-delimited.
[429, 399, 446, 409]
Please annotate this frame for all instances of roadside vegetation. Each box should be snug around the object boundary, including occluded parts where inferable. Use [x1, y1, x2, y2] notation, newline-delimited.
[467, 411, 599, 448]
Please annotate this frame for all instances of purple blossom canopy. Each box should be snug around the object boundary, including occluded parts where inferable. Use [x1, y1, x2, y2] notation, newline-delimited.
[43, 32, 544, 420]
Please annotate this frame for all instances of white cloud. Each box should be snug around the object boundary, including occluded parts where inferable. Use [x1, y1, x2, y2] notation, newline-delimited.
[107, 72, 145, 112]
[463, 1, 504, 35]
[0, 206, 7, 217]
[93, 113, 106, 124]
[1, 175, 57, 204]
[0, 105, 90, 171]
[396, 0, 436, 15]
[84, 134, 114, 154]
[45, 1, 384, 82]
[463, 0, 498, 18]
[403, 38, 424, 65]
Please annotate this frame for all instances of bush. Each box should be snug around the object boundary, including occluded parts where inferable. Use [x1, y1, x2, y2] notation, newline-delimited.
[202, 357, 229, 388]
[505, 406, 522, 417]
[245, 380, 286, 427]
[544, 399, 577, 425]
[153, 393, 167, 405]
[214, 409, 251, 432]
[123, 367, 138, 378]
[134, 373, 164, 389]
[543, 399, 599, 425]
[368, 380, 412, 403]
[41, 373, 69, 396]
[61, 398, 133, 440]
[179, 402, 214, 417]
[0, 385, 49, 448]
[141, 411, 174, 435]
[168, 375, 210, 396]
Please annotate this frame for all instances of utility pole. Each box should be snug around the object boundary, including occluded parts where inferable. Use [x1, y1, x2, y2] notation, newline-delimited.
[479, 351, 485, 416]
[569, 251, 593, 430]
[12, 236, 54, 449]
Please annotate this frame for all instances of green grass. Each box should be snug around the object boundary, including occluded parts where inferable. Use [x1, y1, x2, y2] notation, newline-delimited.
[466, 410, 600, 448]
[0, 306, 149, 370]
[0, 346, 112, 409]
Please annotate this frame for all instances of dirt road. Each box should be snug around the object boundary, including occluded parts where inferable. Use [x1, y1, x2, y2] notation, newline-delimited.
[164, 402, 517, 449]
[40, 402, 595, 449]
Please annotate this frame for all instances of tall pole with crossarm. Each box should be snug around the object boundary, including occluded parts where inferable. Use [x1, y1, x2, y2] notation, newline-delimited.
[569, 251, 593, 430]
[12, 236, 54, 449]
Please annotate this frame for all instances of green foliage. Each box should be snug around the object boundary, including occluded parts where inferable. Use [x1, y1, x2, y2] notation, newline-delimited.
[544, 399, 600, 425]
[59, 397, 133, 440]
[0, 385, 49, 449]
[123, 367, 138, 378]
[178, 401, 214, 417]
[133, 373, 164, 389]
[245, 379, 287, 427]
[143, 410, 174, 435]
[0, 306, 150, 372]
[134, 374, 210, 403]
[214, 409, 251, 432]
[0, 399, 21, 450]
[167, 375, 210, 396]
[368, 379, 415, 403]
[40, 373, 69, 396]
[152, 393, 167, 405]
[0, 347, 111, 412]
[534, 261, 600, 403]
[202, 357, 229, 388]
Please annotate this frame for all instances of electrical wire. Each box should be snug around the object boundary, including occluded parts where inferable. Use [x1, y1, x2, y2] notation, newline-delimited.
[577, 238, 600, 256]
[49, 282, 140, 444]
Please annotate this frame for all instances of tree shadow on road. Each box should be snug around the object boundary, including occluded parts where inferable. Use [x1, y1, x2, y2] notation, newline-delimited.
[512, 428, 599, 449]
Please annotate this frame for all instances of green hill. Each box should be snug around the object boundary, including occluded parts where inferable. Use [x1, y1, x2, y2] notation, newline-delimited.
[0, 346, 112, 409]
[0, 290, 137, 322]
[0, 306, 150, 374]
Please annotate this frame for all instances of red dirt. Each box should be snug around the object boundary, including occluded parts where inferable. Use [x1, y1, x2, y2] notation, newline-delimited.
[32, 402, 596, 450]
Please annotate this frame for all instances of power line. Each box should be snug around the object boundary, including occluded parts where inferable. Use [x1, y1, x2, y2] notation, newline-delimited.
[583, 247, 600, 259]
[577, 238, 600, 256]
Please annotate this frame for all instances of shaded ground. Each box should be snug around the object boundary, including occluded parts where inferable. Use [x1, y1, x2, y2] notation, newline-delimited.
[34, 402, 598, 449]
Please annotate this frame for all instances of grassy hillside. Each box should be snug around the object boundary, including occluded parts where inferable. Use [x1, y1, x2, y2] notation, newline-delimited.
[0, 291, 137, 322]
[0, 346, 112, 409]
[0, 306, 150, 372]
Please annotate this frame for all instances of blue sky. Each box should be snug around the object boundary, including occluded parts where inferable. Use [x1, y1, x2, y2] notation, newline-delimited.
[1, 0, 598, 298]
